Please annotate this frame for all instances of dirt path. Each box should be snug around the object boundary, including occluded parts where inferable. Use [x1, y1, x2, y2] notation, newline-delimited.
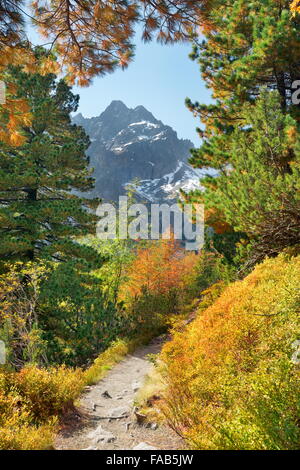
[55, 339, 183, 450]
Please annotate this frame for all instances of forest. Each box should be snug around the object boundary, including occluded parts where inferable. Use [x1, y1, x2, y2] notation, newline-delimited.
[0, 0, 299, 451]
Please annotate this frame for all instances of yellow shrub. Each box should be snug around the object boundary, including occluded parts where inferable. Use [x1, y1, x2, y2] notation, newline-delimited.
[0, 418, 55, 450]
[0, 365, 84, 449]
[159, 254, 300, 450]
[0, 378, 54, 450]
[0, 328, 160, 449]
[14, 365, 85, 420]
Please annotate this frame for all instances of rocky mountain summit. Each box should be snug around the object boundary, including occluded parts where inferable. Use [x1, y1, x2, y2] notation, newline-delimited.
[73, 100, 207, 203]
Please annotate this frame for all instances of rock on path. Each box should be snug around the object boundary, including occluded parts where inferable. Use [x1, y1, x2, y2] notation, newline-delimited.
[55, 340, 183, 450]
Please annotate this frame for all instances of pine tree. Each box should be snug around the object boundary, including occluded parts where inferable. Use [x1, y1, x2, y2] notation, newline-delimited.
[199, 91, 300, 266]
[187, 0, 300, 171]
[1, 1, 211, 86]
[0, 1, 212, 144]
[0, 51, 99, 267]
[0, 51, 124, 365]
[185, 0, 300, 264]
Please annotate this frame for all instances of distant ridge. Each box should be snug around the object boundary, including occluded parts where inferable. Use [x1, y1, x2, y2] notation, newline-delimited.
[73, 101, 210, 203]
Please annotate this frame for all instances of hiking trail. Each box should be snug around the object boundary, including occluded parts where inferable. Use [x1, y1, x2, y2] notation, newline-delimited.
[55, 338, 183, 450]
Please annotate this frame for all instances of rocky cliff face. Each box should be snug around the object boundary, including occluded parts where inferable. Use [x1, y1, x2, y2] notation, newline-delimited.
[73, 100, 207, 203]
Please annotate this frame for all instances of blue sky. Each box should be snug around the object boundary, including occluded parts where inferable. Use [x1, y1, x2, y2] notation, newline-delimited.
[73, 37, 211, 146]
[27, 23, 211, 146]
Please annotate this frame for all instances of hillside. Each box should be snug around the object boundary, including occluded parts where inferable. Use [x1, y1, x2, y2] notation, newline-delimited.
[155, 254, 300, 450]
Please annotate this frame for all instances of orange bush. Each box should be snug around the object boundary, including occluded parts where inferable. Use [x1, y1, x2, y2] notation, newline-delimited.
[120, 238, 199, 301]
[158, 253, 300, 449]
[118, 238, 200, 333]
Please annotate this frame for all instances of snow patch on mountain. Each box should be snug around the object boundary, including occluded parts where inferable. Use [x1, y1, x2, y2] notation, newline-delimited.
[124, 162, 209, 204]
[129, 121, 160, 129]
[72, 101, 210, 204]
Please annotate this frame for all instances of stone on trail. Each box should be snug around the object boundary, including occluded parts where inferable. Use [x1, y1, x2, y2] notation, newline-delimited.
[132, 442, 158, 450]
[132, 381, 141, 392]
[87, 425, 116, 444]
[110, 406, 130, 418]
[146, 422, 158, 430]
[134, 409, 147, 425]
[124, 422, 132, 432]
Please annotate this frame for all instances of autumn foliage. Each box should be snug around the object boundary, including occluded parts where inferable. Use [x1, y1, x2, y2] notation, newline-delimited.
[0, 1, 211, 143]
[121, 238, 198, 299]
[119, 238, 200, 332]
[0, 364, 84, 449]
[1, 0, 300, 453]
[158, 254, 300, 449]
[291, 0, 300, 15]
[31, 0, 210, 85]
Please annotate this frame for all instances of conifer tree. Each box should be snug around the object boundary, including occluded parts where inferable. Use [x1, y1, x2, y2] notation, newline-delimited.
[187, 0, 300, 177]
[198, 91, 300, 265]
[0, 50, 123, 365]
[185, 0, 300, 263]
[0, 1, 212, 144]
[187, 0, 300, 169]
[0, 50, 99, 267]
[1, 1, 211, 85]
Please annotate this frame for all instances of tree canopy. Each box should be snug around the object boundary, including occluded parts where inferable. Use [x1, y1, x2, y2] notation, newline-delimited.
[0, 52, 98, 266]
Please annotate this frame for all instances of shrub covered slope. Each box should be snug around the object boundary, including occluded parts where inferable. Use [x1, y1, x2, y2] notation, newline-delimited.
[159, 254, 300, 450]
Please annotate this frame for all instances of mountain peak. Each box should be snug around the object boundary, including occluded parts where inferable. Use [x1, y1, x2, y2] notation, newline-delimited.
[134, 105, 148, 113]
[106, 100, 128, 111]
[131, 105, 157, 124]
[72, 112, 85, 125]
[99, 100, 129, 118]
[72, 101, 199, 204]
[100, 101, 157, 124]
